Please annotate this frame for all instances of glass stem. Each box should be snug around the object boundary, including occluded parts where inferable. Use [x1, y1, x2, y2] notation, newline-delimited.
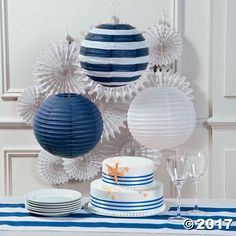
[176, 186, 181, 217]
[194, 181, 199, 211]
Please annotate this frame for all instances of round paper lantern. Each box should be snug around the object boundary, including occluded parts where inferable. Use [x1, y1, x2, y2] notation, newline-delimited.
[127, 87, 196, 150]
[79, 23, 149, 87]
[33, 93, 103, 158]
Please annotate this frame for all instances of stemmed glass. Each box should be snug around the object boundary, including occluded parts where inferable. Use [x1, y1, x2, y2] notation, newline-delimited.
[186, 152, 207, 215]
[167, 154, 189, 222]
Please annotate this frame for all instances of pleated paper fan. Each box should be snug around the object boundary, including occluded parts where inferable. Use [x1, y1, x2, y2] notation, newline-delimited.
[145, 20, 182, 67]
[37, 149, 70, 185]
[146, 70, 194, 100]
[33, 40, 88, 95]
[17, 85, 47, 125]
[94, 98, 129, 141]
[86, 71, 151, 102]
[63, 155, 101, 181]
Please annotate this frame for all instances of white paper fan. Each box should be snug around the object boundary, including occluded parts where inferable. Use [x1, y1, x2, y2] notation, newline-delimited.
[86, 71, 150, 102]
[146, 70, 194, 100]
[33, 40, 88, 95]
[37, 150, 69, 185]
[17, 85, 47, 125]
[63, 155, 101, 182]
[145, 20, 182, 67]
[94, 99, 129, 141]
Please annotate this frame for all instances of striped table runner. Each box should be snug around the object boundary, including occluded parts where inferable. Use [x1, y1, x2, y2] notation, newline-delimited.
[0, 201, 236, 235]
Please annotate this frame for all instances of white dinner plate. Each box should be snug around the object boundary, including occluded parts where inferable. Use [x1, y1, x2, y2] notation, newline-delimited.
[27, 208, 80, 217]
[25, 203, 82, 213]
[25, 189, 82, 204]
[26, 198, 81, 207]
[25, 199, 82, 207]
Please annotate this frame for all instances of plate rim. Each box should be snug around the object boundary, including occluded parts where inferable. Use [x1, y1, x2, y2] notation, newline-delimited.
[26, 198, 82, 206]
[25, 189, 82, 204]
[25, 203, 82, 213]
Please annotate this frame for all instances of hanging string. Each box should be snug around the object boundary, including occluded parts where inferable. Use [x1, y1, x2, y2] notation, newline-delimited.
[111, 1, 120, 24]
[162, 7, 167, 23]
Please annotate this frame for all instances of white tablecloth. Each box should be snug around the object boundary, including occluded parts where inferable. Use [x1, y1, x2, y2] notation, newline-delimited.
[0, 198, 236, 236]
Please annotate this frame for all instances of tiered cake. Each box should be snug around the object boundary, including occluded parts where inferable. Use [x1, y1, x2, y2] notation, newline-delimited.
[88, 156, 165, 217]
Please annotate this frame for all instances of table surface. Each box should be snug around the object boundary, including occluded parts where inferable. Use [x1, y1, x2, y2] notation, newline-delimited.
[0, 197, 236, 236]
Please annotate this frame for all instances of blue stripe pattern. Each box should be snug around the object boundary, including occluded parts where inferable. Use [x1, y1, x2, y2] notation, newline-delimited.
[90, 195, 163, 211]
[102, 172, 153, 186]
[80, 61, 148, 72]
[91, 195, 163, 204]
[0, 203, 236, 233]
[90, 201, 163, 212]
[1, 221, 235, 231]
[80, 47, 149, 58]
[85, 33, 145, 42]
[96, 24, 135, 30]
[79, 23, 149, 87]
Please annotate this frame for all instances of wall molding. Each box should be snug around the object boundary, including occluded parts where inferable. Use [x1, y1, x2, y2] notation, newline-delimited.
[0, 117, 207, 129]
[207, 116, 236, 128]
[3, 149, 40, 196]
[0, 0, 22, 101]
[0, 118, 30, 129]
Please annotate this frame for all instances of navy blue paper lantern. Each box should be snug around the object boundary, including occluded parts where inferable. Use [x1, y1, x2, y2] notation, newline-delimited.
[79, 23, 149, 87]
[33, 94, 103, 158]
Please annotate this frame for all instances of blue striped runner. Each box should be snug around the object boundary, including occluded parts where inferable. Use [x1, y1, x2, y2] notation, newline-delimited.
[0, 202, 235, 234]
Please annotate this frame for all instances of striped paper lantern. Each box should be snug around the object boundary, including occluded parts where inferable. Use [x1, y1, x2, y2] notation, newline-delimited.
[33, 94, 103, 158]
[127, 87, 196, 150]
[79, 24, 149, 87]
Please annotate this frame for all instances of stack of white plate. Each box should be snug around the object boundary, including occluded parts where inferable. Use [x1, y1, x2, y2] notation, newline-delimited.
[25, 189, 82, 216]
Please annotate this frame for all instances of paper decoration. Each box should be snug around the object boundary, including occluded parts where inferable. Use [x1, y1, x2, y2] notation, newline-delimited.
[33, 93, 103, 158]
[17, 85, 47, 125]
[95, 99, 128, 141]
[33, 40, 88, 95]
[79, 23, 149, 87]
[86, 71, 151, 102]
[146, 70, 194, 100]
[145, 20, 182, 67]
[37, 149, 69, 185]
[127, 87, 196, 150]
[63, 155, 101, 181]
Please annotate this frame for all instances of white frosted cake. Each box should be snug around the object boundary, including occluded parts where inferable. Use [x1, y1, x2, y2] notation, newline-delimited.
[88, 156, 165, 217]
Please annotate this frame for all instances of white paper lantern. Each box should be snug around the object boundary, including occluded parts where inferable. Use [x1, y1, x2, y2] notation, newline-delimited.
[127, 87, 196, 150]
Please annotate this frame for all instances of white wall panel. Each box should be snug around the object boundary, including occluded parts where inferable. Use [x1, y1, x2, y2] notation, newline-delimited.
[224, 0, 236, 97]
[225, 150, 236, 199]
[210, 0, 236, 199]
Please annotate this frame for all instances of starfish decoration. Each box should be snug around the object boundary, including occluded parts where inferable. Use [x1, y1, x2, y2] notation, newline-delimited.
[106, 162, 128, 184]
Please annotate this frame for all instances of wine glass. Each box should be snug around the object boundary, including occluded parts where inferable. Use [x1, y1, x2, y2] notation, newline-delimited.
[167, 154, 189, 222]
[186, 152, 207, 215]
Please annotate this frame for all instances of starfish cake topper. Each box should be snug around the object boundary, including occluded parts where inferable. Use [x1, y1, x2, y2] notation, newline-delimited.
[106, 162, 128, 184]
